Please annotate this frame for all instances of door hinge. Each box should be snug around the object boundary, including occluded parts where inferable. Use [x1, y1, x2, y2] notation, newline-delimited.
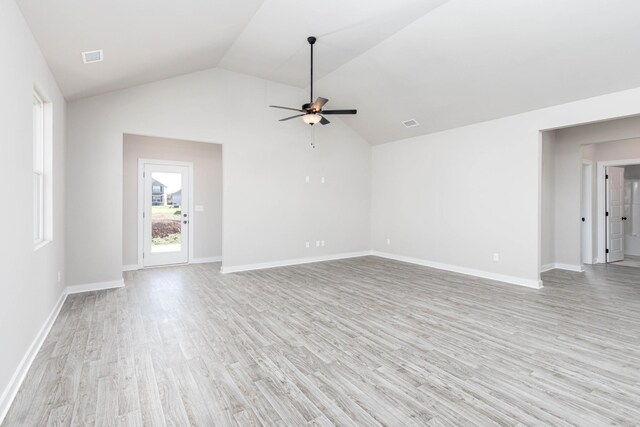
[605, 174, 609, 179]
[606, 249, 609, 254]
[606, 211, 609, 217]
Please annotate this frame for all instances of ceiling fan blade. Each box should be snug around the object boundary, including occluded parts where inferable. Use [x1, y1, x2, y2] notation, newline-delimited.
[322, 109, 357, 115]
[270, 105, 304, 112]
[319, 116, 330, 125]
[311, 97, 329, 111]
[279, 114, 306, 121]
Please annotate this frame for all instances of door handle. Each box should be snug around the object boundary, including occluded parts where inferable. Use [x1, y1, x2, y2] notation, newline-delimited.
[622, 217, 628, 220]
[581, 217, 585, 222]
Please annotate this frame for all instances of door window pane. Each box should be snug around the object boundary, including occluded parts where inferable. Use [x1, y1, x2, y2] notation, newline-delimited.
[150, 172, 182, 253]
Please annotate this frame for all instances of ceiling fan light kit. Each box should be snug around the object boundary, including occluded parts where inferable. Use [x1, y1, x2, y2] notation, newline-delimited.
[302, 114, 322, 125]
[269, 36, 357, 128]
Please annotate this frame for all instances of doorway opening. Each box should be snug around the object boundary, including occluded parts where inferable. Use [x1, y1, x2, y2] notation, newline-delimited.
[123, 134, 223, 270]
[540, 115, 640, 276]
[597, 160, 640, 267]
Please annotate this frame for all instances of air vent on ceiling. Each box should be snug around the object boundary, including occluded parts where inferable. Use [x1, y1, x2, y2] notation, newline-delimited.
[402, 119, 419, 128]
[82, 49, 103, 64]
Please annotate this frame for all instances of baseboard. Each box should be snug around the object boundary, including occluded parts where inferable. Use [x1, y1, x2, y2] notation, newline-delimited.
[221, 251, 372, 274]
[65, 278, 125, 295]
[123, 257, 222, 272]
[190, 256, 222, 264]
[540, 263, 555, 273]
[0, 290, 67, 424]
[371, 251, 543, 289]
[541, 263, 584, 273]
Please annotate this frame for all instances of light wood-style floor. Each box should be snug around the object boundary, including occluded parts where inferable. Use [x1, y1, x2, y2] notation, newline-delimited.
[3, 256, 640, 426]
[615, 255, 640, 268]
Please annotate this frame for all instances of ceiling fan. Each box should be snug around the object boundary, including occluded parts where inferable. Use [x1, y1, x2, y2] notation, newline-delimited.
[269, 36, 357, 126]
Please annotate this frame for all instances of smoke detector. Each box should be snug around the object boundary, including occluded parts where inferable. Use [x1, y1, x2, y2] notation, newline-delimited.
[402, 119, 419, 128]
[82, 50, 103, 64]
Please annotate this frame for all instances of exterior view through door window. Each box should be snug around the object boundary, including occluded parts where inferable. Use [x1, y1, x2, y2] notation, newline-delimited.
[151, 172, 182, 253]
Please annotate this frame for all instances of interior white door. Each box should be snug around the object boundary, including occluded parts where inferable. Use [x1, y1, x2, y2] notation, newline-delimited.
[606, 166, 625, 263]
[143, 163, 190, 267]
[581, 164, 592, 265]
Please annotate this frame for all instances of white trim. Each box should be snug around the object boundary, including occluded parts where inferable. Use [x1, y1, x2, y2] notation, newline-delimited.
[65, 278, 125, 295]
[541, 263, 585, 273]
[190, 256, 222, 264]
[581, 161, 593, 265]
[372, 251, 543, 289]
[596, 158, 640, 263]
[540, 263, 555, 273]
[221, 251, 372, 274]
[0, 291, 66, 424]
[123, 256, 221, 271]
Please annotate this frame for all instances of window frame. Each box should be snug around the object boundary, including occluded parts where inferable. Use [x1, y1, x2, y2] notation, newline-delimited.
[33, 91, 45, 247]
[33, 88, 52, 250]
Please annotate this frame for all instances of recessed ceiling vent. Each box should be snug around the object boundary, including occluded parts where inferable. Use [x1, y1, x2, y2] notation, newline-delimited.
[402, 119, 419, 128]
[82, 49, 103, 64]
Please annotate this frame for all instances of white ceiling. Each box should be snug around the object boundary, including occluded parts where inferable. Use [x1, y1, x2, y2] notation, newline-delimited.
[17, 0, 640, 144]
[16, 0, 265, 100]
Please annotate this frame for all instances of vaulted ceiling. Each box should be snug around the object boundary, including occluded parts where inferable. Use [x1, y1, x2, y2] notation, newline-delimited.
[16, 0, 640, 144]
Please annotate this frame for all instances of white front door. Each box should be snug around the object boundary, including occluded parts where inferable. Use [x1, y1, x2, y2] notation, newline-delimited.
[606, 166, 625, 263]
[143, 163, 190, 267]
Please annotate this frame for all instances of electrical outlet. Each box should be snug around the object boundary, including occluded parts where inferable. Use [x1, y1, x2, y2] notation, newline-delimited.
[321, 240, 325, 247]
[386, 238, 391, 245]
[305, 242, 310, 248]
[493, 253, 500, 262]
[320, 177, 325, 184]
[305, 176, 310, 183]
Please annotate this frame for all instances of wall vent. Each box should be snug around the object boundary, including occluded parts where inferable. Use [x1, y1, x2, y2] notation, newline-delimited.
[402, 119, 419, 128]
[82, 50, 103, 64]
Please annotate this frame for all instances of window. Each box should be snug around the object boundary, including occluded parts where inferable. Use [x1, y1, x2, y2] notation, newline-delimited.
[33, 90, 51, 248]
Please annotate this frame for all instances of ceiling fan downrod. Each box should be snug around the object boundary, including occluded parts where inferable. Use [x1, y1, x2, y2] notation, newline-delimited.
[308, 36, 316, 105]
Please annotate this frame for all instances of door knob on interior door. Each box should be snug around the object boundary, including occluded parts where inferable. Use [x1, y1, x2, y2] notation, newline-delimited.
[622, 217, 628, 220]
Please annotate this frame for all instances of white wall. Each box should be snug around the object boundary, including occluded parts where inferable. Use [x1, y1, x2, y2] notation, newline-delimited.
[372, 88, 640, 286]
[122, 134, 223, 266]
[541, 131, 556, 267]
[0, 0, 66, 418]
[591, 137, 640, 161]
[66, 68, 371, 285]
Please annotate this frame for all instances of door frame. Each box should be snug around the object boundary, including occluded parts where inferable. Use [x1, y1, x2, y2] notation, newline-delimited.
[581, 161, 593, 265]
[596, 158, 640, 263]
[137, 158, 195, 268]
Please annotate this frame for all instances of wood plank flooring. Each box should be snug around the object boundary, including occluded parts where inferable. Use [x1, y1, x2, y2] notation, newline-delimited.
[615, 255, 640, 268]
[3, 256, 640, 426]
